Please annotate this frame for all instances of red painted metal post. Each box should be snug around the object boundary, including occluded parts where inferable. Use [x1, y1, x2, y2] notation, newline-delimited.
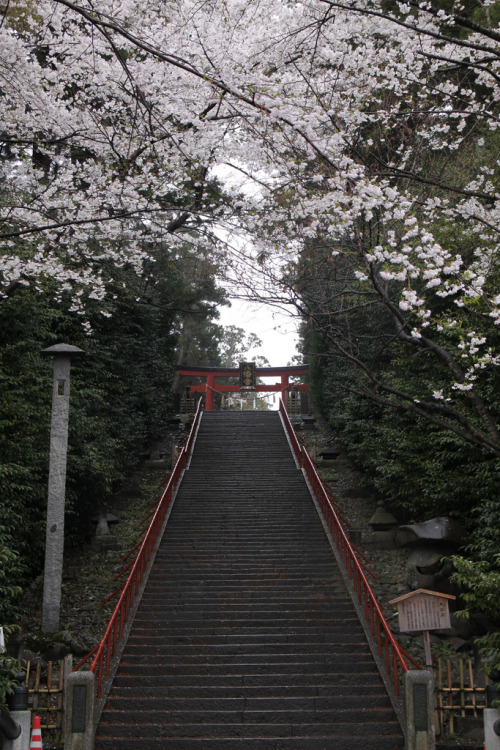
[98, 656, 103, 698]
[206, 374, 215, 411]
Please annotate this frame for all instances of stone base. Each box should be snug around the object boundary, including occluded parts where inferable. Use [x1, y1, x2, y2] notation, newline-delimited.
[2, 710, 31, 750]
[364, 529, 397, 549]
[91, 534, 120, 552]
[144, 459, 168, 469]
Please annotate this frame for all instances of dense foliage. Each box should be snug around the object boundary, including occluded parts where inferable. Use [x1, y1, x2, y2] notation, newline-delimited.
[0, 242, 227, 621]
[307, 333, 500, 530]
[296, 235, 500, 535]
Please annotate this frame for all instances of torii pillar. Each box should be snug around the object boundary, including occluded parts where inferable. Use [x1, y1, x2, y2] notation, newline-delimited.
[206, 373, 215, 411]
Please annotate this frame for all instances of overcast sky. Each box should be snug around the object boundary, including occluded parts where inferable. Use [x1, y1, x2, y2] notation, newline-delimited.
[218, 298, 299, 367]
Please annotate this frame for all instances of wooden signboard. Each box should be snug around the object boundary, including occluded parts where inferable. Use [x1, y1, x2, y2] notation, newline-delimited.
[239, 362, 256, 390]
[390, 589, 455, 632]
[389, 589, 456, 667]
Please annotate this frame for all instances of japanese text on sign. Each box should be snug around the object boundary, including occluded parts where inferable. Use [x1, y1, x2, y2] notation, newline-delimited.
[397, 594, 451, 632]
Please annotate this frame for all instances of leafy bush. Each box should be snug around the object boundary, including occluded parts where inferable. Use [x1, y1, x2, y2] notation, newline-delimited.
[451, 555, 500, 694]
[0, 627, 25, 707]
[0, 534, 24, 622]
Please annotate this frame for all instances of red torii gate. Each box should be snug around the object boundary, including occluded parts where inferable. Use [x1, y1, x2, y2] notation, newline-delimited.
[176, 364, 309, 411]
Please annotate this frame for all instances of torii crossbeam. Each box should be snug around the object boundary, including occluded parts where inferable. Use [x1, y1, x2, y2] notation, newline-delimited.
[176, 364, 309, 411]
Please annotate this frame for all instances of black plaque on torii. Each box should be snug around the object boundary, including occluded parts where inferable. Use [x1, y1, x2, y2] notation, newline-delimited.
[239, 362, 256, 390]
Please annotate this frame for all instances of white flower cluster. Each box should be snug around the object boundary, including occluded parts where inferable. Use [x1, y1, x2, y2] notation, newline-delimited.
[0, 0, 497, 406]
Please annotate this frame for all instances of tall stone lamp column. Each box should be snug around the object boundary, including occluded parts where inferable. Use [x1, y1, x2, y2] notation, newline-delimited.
[41, 343, 85, 633]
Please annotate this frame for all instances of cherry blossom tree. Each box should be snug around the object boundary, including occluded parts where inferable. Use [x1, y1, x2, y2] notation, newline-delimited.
[0, 0, 498, 451]
[218, 0, 500, 455]
[0, 0, 238, 316]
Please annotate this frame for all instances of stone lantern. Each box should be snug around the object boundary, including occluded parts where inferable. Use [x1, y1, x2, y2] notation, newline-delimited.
[366, 500, 398, 547]
[41, 343, 85, 633]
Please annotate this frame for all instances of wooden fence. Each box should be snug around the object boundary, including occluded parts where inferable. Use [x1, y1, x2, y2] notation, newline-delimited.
[436, 657, 489, 735]
[25, 657, 72, 739]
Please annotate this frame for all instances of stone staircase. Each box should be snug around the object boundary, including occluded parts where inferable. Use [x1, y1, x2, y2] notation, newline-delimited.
[94, 411, 405, 749]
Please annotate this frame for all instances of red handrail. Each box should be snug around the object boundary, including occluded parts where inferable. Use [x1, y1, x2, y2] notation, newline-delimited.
[74, 399, 203, 697]
[280, 404, 303, 466]
[279, 400, 414, 696]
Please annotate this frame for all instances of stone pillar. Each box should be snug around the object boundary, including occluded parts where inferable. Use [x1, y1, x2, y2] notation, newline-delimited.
[63, 671, 95, 750]
[403, 670, 435, 750]
[41, 343, 84, 633]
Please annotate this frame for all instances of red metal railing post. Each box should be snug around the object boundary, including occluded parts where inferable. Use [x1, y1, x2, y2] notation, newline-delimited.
[97, 655, 103, 698]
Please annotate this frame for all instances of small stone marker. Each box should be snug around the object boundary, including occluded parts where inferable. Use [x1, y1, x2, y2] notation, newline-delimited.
[404, 670, 436, 750]
[64, 671, 95, 750]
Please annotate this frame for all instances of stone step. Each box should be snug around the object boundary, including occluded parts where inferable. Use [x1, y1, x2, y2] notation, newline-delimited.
[133, 612, 362, 623]
[126, 633, 366, 645]
[122, 643, 373, 657]
[132, 604, 355, 614]
[96, 720, 402, 738]
[138, 594, 352, 604]
[143, 580, 341, 586]
[99, 707, 397, 725]
[104, 694, 392, 711]
[110, 671, 384, 688]
[120, 652, 374, 666]
[117, 661, 381, 676]
[129, 623, 364, 634]
[109, 684, 387, 699]
[95, 737, 403, 750]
